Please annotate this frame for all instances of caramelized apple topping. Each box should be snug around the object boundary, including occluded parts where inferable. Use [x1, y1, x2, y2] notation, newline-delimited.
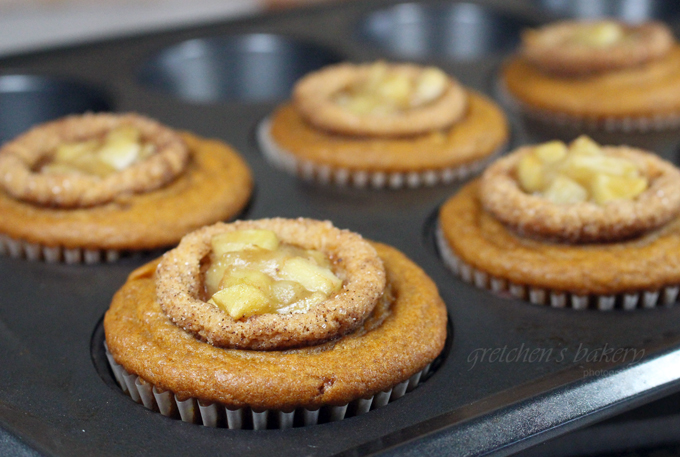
[41, 125, 156, 177]
[516, 136, 648, 205]
[520, 20, 674, 76]
[292, 62, 467, 137]
[206, 229, 343, 319]
[565, 21, 626, 48]
[333, 62, 448, 116]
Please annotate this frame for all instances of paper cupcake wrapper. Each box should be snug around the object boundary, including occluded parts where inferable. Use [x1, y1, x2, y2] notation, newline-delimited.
[435, 224, 679, 311]
[496, 79, 680, 133]
[105, 343, 433, 429]
[257, 117, 503, 189]
[0, 233, 121, 264]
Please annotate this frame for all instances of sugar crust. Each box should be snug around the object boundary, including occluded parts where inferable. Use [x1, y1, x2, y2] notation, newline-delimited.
[293, 62, 467, 137]
[0, 113, 189, 208]
[480, 145, 680, 243]
[156, 219, 387, 350]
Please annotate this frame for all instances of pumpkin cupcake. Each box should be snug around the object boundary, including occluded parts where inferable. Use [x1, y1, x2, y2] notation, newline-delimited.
[258, 61, 509, 188]
[501, 20, 680, 131]
[437, 136, 680, 310]
[104, 218, 448, 429]
[0, 113, 253, 264]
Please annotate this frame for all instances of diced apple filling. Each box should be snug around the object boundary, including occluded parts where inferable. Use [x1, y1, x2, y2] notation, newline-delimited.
[205, 229, 343, 320]
[333, 62, 448, 115]
[568, 21, 625, 48]
[516, 136, 648, 205]
[41, 125, 156, 177]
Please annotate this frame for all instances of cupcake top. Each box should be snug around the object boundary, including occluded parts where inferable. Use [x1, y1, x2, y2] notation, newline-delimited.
[292, 61, 468, 137]
[156, 218, 386, 350]
[0, 113, 189, 208]
[480, 136, 680, 243]
[105, 235, 447, 412]
[521, 20, 675, 76]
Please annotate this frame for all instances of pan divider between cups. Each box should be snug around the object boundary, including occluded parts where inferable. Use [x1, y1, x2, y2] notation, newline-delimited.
[136, 33, 344, 104]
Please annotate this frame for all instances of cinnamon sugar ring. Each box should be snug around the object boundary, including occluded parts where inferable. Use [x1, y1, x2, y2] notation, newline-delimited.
[0, 113, 189, 208]
[480, 145, 680, 243]
[156, 218, 386, 350]
[293, 62, 467, 137]
[522, 20, 674, 76]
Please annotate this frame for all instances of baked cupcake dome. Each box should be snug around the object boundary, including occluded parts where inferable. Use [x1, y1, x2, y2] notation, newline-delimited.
[259, 61, 509, 188]
[104, 218, 448, 428]
[501, 20, 680, 131]
[437, 137, 680, 310]
[0, 113, 253, 264]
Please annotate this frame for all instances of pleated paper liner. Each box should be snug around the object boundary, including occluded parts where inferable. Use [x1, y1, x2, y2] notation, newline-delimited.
[257, 117, 503, 189]
[0, 234, 122, 264]
[105, 343, 437, 430]
[435, 224, 679, 311]
[0, 204, 253, 265]
[496, 80, 680, 133]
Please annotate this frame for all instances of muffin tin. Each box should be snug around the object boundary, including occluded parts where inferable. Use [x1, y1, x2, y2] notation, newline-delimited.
[2, 0, 680, 455]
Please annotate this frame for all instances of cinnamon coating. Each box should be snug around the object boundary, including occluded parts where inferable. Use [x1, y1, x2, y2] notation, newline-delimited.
[0, 113, 189, 208]
[156, 218, 386, 350]
[293, 62, 467, 137]
[480, 145, 680, 243]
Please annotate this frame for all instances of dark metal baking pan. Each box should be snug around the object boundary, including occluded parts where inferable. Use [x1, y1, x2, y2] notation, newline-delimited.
[356, 2, 533, 60]
[533, 0, 680, 22]
[0, 74, 112, 144]
[137, 33, 344, 103]
[518, 390, 680, 456]
[2, 1, 680, 456]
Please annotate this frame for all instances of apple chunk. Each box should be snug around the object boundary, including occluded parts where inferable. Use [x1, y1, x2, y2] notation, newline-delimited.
[205, 229, 343, 318]
[591, 174, 648, 205]
[43, 125, 152, 176]
[211, 229, 280, 257]
[210, 283, 270, 320]
[515, 136, 649, 205]
[280, 257, 342, 295]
